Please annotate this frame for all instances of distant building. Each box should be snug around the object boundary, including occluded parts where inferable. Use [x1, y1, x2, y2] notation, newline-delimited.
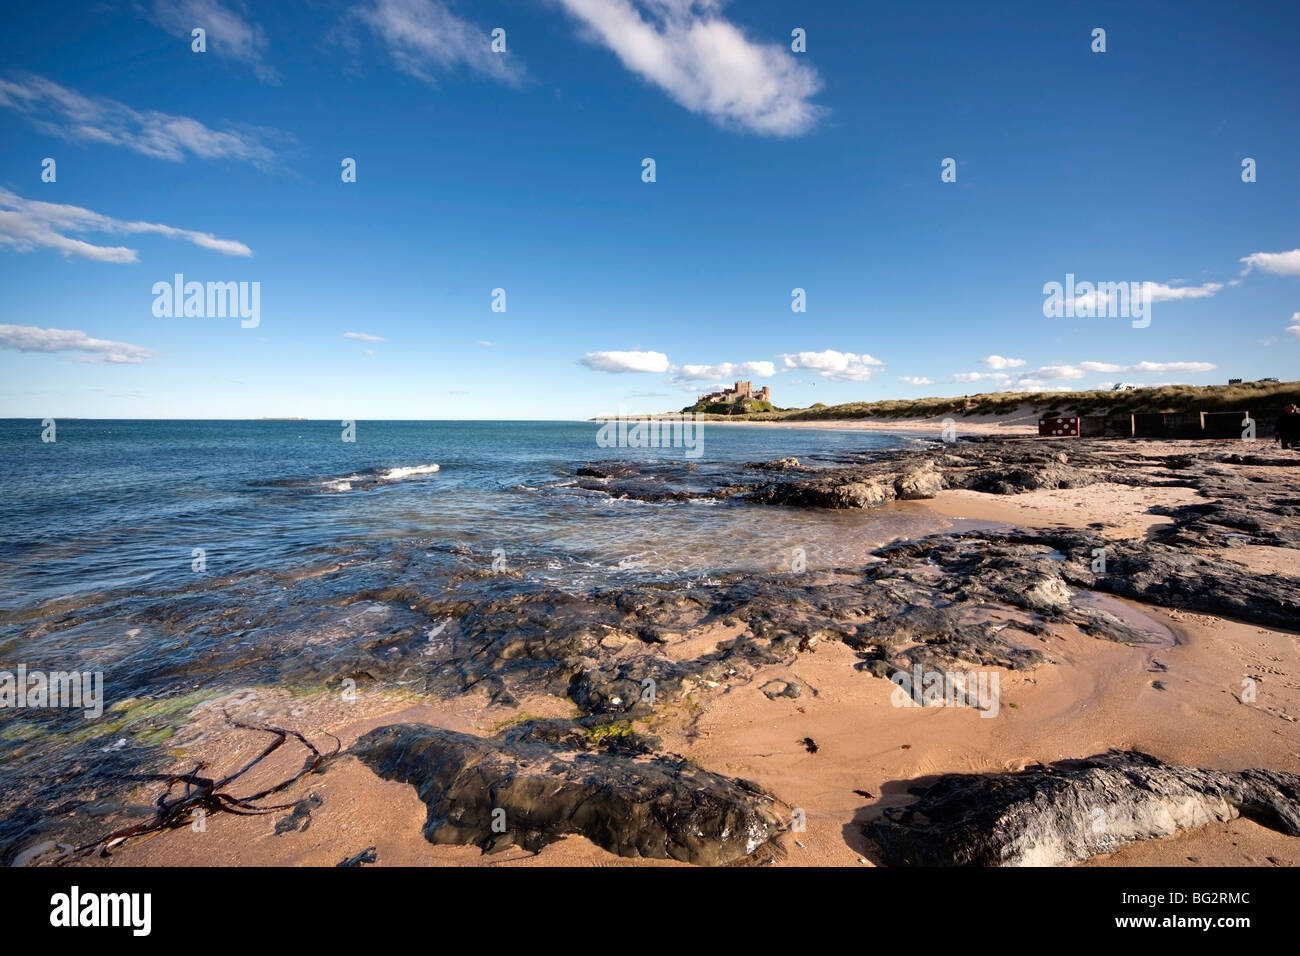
[1257, 377, 1280, 383]
[697, 380, 771, 406]
[1227, 378, 1243, 385]
[1111, 382, 1138, 391]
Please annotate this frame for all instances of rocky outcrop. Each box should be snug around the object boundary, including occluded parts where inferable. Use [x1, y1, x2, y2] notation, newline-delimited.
[572, 440, 1105, 510]
[742, 461, 947, 509]
[353, 722, 784, 865]
[745, 456, 806, 471]
[868, 750, 1300, 866]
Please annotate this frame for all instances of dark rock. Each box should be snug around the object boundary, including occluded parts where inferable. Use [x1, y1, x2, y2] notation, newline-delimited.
[761, 679, 801, 700]
[336, 846, 378, 867]
[353, 722, 784, 865]
[867, 750, 1300, 866]
[896, 464, 945, 499]
[273, 793, 322, 836]
[961, 463, 1095, 495]
[746, 457, 805, 471]
[576, 462, 637, 479]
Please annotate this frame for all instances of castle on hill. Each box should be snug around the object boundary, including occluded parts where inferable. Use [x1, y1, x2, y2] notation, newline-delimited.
[696, 380, 771, 406]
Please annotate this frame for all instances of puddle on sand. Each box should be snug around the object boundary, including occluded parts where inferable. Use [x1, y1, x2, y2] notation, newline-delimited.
[1070, 590, 1178, 646]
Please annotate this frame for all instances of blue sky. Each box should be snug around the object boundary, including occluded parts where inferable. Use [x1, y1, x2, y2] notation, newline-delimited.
[1, 0, 1297, 419]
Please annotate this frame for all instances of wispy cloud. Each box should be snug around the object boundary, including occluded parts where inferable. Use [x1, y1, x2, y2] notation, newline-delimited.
[1010, 383, 1077, 393]
[353, 0, 524, 86]
[952, 371, 1010, 384]
[148, 0, 278, 82]
[1071, 280, 1222, 313]
[981, 355, 1025, 370]
[556, 0, 824, 136]
[0, 74, 279, 166]
[1144, 281, 1222, 301]
[0, 188, 252, 263]
[899, 376, 932, 386]
[476, 339, 497, 347]
[671, 360, 776, 382]
[778, 350, 882, 381]
[580, 349, 670, 373]
[1024, 365, 1087, 381]
[1077, 360, 1216, 374]
[1004, 360, 1215, 390]
[344, 331, 387, 342]
[1241, 249, 1300, 276]
[0, 324, 155, 364]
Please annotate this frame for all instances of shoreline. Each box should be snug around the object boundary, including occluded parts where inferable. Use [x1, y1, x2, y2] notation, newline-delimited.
[693, 416, 1038, 436]
[592, 406, 1042, 436]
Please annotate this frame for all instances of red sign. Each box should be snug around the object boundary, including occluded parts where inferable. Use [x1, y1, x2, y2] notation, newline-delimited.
[1039, 417, 1079, 437]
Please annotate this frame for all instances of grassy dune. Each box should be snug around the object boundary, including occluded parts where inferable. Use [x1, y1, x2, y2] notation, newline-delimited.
[667, 380, 1300, 422]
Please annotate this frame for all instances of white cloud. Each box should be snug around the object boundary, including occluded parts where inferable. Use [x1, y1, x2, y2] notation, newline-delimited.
[0, 324, 155, 364]
[1143, 281, 1222, 302]
[899, 376, 932, 386]
[1018, 365, 1087, 381]
[580, 349, 671, 373]
[1078, 360, 1215, 374]
[1240, 249, 1300, 276]
[778, 349, 883, 381]
[952, 371, 1011, 384]
[1287, 313, 1300, 339]
[672, 360, 776, 382]
[355, 0, 524, 86]
[1071, 280, 1221, 313]
[0, 74, 279, 166]
[0, 188, 252, 263]
[1012, 383, 1076, 393]
[556, 0, 824, 136]
[1011, 360, 1215, 389]
[344, 331, 387, 342]
[981, 355, 1025, 370]
[149, 0, 278, 82]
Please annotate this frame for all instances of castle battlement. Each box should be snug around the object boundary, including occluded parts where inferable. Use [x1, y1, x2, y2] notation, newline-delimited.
[696, 380, 771, 405]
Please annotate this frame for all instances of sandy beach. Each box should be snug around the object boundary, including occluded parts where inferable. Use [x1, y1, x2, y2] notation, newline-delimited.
[600, 406, 1044, 437]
